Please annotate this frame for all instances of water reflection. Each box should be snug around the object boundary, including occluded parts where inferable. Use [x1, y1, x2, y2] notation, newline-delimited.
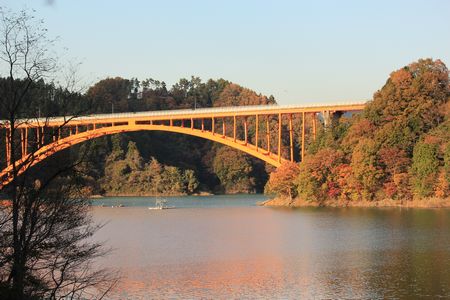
[91, 199, 450, 299]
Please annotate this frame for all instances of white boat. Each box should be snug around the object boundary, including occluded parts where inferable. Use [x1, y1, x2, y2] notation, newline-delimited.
[148, 198, 175, 210]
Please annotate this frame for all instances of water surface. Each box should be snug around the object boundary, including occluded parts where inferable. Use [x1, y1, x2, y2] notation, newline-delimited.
[92, 195, 450, 299]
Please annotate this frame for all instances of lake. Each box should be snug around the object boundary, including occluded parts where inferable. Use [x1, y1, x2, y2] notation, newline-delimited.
[91, 195, 450, 299]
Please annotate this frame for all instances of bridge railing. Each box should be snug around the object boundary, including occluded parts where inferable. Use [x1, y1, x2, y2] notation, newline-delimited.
[0, 102, 366, 126]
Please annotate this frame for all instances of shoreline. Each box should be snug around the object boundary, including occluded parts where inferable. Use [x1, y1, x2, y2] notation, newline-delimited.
[259, 197, 450, 209]
[89, 191, 214, 198]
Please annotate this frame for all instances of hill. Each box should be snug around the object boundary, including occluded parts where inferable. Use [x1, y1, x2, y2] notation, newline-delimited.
[265, 58, 450, 207]
[76, 77, 276, 196]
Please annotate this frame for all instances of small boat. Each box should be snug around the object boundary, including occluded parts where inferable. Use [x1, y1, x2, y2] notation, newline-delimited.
[148, 198, 175, 210]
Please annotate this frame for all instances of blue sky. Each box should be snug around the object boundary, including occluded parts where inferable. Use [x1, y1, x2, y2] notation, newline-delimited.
[2, 0, 450, 105]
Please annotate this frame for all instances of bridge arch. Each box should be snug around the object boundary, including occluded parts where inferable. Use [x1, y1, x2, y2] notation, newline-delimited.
[0, 123, 284, 187]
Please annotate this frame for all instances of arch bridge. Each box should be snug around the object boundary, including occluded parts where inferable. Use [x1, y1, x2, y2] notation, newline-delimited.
[0, 103, 365, 188]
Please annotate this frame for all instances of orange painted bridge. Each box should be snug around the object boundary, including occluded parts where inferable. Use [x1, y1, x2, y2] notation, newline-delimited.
[0, 103, 365, 188]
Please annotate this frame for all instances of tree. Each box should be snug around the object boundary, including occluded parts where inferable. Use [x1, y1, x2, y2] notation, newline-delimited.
[444, 143, 450, 184]
[365, 59, 449, 153]
[183, 169, 199, 194]
[411, 141, 439, 197]
[213, 83, 275, 107]
[434, 170, 449, 198]
[86, 77, 132, 113]
[265, 162, 300, 200]
[0, 8, 115, 299]
[295, 148, 345, 202]
[350, 138, 383, 200]
[160, 166, 184, 195]
[340, 118, 375, 154]
[125, 141, 143, 171]
[378, 146, 411, 199]
[213, 147, 255, 193]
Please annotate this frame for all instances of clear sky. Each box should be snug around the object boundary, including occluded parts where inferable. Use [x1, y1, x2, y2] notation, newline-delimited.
[2, 0, 450, 105]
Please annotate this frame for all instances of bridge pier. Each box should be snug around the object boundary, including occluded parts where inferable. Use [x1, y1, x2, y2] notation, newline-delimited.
[312, 113, 317, 141]
[244, 117, 248, 145]
[301, 112, 305, 162]
[5, 128, 10, 167]
[222, 118, 226, 137]
[255, 115, 259, 152]
[289, 114, 293, 162]
[21, 129, 28, 156]
[322, 110, 343, 130]
[233, 116, 236, 142]
[278, 113, 282, 163]
[322, 110, 332, 129]
[266, 116, 270, 154]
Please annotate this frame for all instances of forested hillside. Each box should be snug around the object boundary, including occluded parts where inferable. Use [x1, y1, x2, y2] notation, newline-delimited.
[266, 58, 450, 206]
[83, 77, 279, 195]
[47, 77, 276, 196]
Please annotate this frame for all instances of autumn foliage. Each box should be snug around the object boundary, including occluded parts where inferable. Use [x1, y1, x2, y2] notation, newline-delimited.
[266, 58, 450, 203]
[265, 162, 300, 199]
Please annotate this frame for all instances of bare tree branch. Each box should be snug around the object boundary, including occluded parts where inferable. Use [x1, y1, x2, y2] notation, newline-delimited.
[0, 8, 118, 299]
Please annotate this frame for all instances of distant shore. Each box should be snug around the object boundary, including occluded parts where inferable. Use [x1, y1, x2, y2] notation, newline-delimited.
[259, 197, 450, 208]
[89, 191, 214, 198]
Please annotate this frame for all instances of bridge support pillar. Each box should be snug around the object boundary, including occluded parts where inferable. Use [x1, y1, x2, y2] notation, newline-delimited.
[24, 128, 28, 156]
[21, 129, 26, 157]
[322, 110, 342, 131]
[322, 110, 332, 129]
[278, 113, 282, 163]
[36, 127, 40, 147]
[255, 115, 259, 152]
[233, 116, 236, 142]
[37, 126, 44, 147]
[222, 118, 226, 137]
[289, 114, 294, 162]
[312, 113, 317, 140]
[266, 116, 270, 154]
[5, 128, 10, 167]
[244, 117, 248, 145]
[301, 112, 305, 162]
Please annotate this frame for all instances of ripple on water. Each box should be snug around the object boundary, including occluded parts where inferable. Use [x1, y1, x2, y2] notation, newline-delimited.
[91, 199, 450, 299]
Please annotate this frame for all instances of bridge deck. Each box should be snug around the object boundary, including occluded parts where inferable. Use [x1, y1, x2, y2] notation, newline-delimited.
[3, 102, 366, 127]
